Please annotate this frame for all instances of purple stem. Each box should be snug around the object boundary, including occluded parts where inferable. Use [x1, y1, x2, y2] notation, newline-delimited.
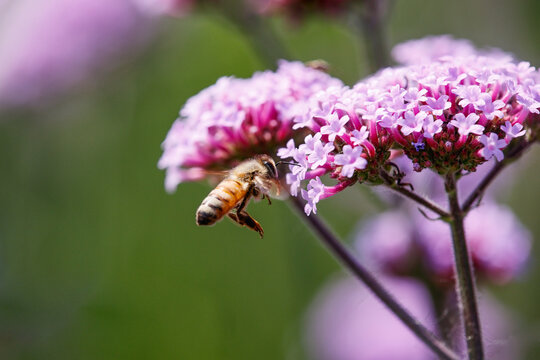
[288, 196, 460, 360]
[445, 172, 484, 360]
[379, 169, 450, 218]
[462, 139, 536, 212]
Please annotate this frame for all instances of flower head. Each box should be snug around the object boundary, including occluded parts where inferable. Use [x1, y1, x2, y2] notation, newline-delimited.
[280, 40, 538, 211]
[159, 60, 342, 192]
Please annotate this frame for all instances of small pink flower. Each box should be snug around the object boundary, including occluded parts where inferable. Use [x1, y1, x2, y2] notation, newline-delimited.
[334, 145, 367, 178]
[501, 121, 526, 141]
[320, 113, 349, 142]
[454, 85, 484, 108]
[350, 126, 369, 145]
[516, 93, 540, 114]
[398, 111, 427, 136]
[307, 139, 335, 169]
[449, 113, 484, 136]
[479, 133, 507, 161]
[476, 94, 505, 120]
[302, 178, 326, 215]
[422, 116, 443, 139]
[421, 95, 451, 116]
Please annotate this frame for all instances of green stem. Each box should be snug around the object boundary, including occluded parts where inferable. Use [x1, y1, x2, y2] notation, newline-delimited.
[288, 196, 460, 360]
[210, 4, 290, 68]
[445, 172, 484, 360]
[350, 0, 393, 73]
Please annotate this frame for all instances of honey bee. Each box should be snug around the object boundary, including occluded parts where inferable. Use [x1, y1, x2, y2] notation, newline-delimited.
[196, 155, 281, 238]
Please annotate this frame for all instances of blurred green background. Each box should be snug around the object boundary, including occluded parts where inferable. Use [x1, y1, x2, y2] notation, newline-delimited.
[1, 0, 539, 359]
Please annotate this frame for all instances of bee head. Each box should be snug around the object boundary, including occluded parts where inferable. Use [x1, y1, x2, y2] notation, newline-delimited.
[257, 155, 278, 179]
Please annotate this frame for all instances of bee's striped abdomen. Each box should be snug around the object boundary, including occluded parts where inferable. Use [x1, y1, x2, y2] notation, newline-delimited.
[196, 178, 245, 226]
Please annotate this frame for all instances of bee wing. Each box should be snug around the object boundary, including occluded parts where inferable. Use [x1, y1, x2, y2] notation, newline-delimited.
[203, 170, 230, 185]
[269, 180, 289, 200]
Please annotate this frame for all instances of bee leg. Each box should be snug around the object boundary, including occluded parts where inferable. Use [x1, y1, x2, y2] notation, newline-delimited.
[227, 212, 240, 225]
[262, 193, 272, 206]
[236, 185, 253, 212]
[238, 211, 264, 238]
[227, 185, 264, 238]
[227, 211, 264, 238]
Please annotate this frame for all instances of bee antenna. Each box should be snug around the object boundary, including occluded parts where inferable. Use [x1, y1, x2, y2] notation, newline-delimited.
[276, 161, 300, 167]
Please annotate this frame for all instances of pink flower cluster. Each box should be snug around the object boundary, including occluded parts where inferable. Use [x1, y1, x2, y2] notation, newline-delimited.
[159, 60, 342, 192]
[279, 50, 540, 214]
[357, 202, 531, 285]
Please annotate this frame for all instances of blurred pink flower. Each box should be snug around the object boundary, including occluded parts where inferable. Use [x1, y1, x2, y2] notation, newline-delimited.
[392, 35, 474, 65]
[418, 202, 531, 284]
[133, 0, 193, 16]
[357, 201, 531, 284]
[391, 35, 512, 66]
[0, 0, 155, 108]
[305, 276, 437, 360]
[306, 275, 521, 360]
[355, 210, 417, 274]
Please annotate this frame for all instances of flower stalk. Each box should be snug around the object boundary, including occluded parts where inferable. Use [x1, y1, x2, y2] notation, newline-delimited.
[349, 0, 392, 72]
[445, 172, 484, 360]
[288, 195, 460, 360]
[205, 2, 290, 68]
[463, 138, 537, 213]
[379, 168, 450, 218]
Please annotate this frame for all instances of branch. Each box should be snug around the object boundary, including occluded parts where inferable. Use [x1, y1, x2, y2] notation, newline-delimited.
[462, 139, 536, 213]
[288, 196, 460, 360]
[445, 172, 484, 360]
[379, 169, 450, 218]
[349, 0, 393, 73]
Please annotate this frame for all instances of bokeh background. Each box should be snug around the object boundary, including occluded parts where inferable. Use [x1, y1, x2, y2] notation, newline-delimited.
[1, 0, 539, 359]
